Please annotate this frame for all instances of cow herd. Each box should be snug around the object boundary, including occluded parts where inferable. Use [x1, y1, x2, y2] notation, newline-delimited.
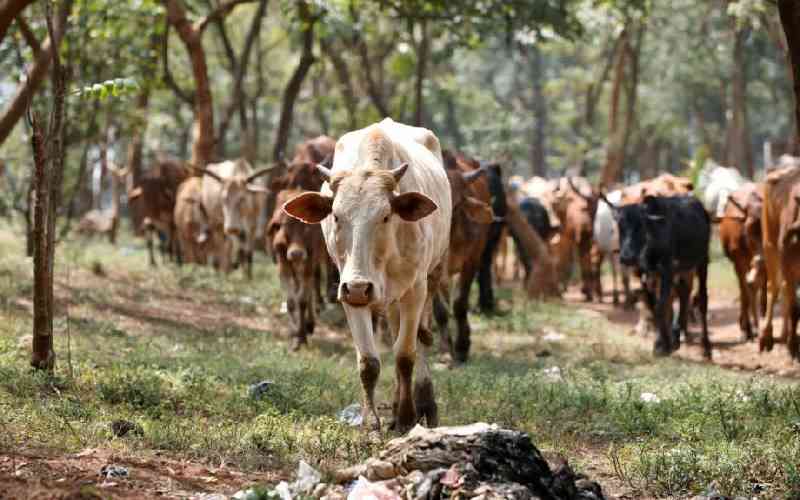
[107, 118, 800, 431]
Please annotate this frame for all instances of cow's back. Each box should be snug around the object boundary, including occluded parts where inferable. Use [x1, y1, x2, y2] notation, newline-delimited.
[763, 166, 800, 250]
[594, 190, 622, 252]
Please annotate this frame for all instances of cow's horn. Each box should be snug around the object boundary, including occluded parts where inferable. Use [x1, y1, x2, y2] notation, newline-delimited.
[192, 166, 223, 183]
[391, 163, 409, 183]
[246, 165, 278, 184]
[316, 164, 333, 180]
[567, 176, 593, 202]
[598, 190, 617, 209]
[462, 167, 487, 184]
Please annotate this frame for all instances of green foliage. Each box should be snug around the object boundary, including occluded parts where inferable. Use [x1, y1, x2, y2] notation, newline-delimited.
[76, 77, 140, 100]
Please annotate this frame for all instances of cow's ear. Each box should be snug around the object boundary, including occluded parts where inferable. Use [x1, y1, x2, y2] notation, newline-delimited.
[391, 192, 438, 222]
[283, 192, 333, 224]
[463, 196, 494, 224]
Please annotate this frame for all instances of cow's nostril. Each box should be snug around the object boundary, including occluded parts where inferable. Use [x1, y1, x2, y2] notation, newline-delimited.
[341, 283, 349, 296]
[364, 282, 373, 297]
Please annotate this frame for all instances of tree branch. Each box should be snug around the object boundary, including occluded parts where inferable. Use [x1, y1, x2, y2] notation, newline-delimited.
[195, 0, 257, 33]
[161, 23, 195, 106]
[14, 14, 39, 55]
[0, 0, 35, 42]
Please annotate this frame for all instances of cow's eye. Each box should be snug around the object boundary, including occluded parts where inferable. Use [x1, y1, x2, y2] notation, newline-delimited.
[383, 215, 389, 223]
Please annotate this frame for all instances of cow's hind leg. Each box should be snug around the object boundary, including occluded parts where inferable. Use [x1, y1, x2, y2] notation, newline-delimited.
[696, 262, 711, 359]
[453, 264, 479, 364]
[653, 274, 674, 357]
[432, 291, 452, 358]
[673, 276, 691, 350]
[414, 338, 438, 427]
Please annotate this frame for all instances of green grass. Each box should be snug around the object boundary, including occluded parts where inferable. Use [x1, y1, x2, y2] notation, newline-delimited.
[0, 224, 799, 498]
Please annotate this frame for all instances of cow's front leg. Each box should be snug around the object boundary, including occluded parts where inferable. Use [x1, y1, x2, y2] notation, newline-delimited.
[673, 275, 691, 348]
[392, 279, 427, 433]
[343, 305, 381, 431]
[653, 271, 674, 356]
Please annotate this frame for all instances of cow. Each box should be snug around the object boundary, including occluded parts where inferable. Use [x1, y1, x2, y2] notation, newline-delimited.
[590, 189, 630, 305]
[194, 159, 274, 279]
[127, 158, 191, 266]
[268, 188, 327, 350]
[720, 182, 766, 341]
[608, 194, 712, 358]
[696, 160, 747, 221]
[283, 118, 451, 432]
[558, 176, 598, 301]
[174, 177, 210, 265]
[432, 150, 494, 363]
[759, 165, 800, 359]
[269, 137, 339, 304]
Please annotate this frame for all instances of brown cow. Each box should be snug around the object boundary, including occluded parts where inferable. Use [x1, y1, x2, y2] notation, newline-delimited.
[433, 150, 494, 363]
[759, 165, 800, 358]
[720, 182, 765, 341]
[128, 158, 191, 266]
[174, 177, 210, 265]
[552, 176, 597, 301]
[269, 136, 339, 303]
[269, 188, 327, 350]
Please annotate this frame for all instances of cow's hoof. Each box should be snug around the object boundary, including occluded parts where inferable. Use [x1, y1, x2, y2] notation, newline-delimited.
[788, 337, 799, 360]
[758, 334, 774, 352]
[290, 337, 306, 352]
[702, 347, 712, 360]
[305, 321, 315, 336]
[653, 340, 671, 357]
[414, 379, 438, 428]
[453, 348, 469, 366]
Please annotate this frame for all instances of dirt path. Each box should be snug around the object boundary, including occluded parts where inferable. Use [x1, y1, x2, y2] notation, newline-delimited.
[562, 278, 800, 378]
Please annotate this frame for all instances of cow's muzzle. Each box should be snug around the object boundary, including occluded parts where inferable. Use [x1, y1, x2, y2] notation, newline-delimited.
[340, 280, 374, 307]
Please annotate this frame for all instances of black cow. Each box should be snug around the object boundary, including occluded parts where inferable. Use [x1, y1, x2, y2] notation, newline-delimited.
[611, 195, 712, 358]
[513, 196, 556, 280]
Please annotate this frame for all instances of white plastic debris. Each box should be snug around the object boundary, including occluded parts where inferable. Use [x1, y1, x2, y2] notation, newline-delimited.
[280, 301, 289, 314]
[347, 476, 401, 500]
[99, 465, 129, 479]
[640, 392, 660, 404]
[542, 329, 565, 342]
[542, 366, 563, 382]
[292, 460, 322, 495]
[275, 481, 292, 500]
[735, 390, 751, 402]
[339, 403, 364, 427]
[231, 489, 258, 500]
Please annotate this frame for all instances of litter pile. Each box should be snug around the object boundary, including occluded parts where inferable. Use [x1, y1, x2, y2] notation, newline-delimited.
[254, 422, 605, 500]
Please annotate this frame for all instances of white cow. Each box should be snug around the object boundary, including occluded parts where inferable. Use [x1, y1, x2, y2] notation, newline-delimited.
[696, 160, 747, 219]
[283, 118, 451, 432]
[593, 190, 632, 305]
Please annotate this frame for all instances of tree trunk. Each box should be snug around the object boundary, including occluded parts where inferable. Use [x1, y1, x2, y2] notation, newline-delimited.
[322, 38, 358, 129]
[727, 23, 754, 175]
[164, 0, 215, 167]
[0, 2, 70, 147]
[413, 19, 429, 127]
[779, 0, 800, 153]
[0, 0, 35, 43]
[127, 88, 149, 229]
[620, 23, 644, 175]
[215, 0, 268, 158]
[529, 44, 547, 177]
[31, 1, 69, 371]
[357, 38, 391, 118]
[599, 27, 629, 189]
[272, 0, 317, 161]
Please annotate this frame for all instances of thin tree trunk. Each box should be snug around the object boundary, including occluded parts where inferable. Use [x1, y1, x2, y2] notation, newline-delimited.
[272, 0, 317, 161]
[727, 23, 754, 175]
[600, 26, 629, 189]
[0, 2, 70, 147]
[620, 23, 644, 174]
[413, 19, 429, 127]
[529, 44, 547, 177]
[0, 0, 35, 43]
[357, 38, 391, 118]
[779, 0, 800, 153]
[164, 0, 215, 167]
[215, 0, 268, 158]
[322, 38, 357, 129]
[127, 88, 149, 228]
[31, 1, 69, 371]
